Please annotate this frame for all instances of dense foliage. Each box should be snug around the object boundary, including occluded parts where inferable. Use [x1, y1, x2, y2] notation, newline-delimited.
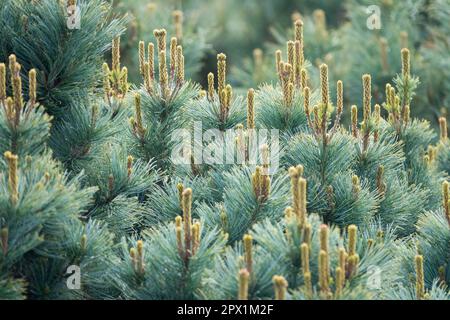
[0, 0, 449, 300]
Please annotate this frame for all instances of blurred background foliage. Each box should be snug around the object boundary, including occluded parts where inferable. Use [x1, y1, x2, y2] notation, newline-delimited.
[111, 0, 449, 125]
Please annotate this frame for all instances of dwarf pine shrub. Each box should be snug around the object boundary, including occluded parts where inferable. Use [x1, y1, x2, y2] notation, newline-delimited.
[0, 0, 449, 301]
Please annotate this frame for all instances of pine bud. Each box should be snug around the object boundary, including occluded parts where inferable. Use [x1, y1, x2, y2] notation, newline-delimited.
[303, 271, 312, 298]
[403, 102, 410, 124]
[400, 31, 409, 50]
[442, 181, 449, 221]
[253, 48, 263, 65]
[273, 275, 288, 300]
[394, 95, 400, 112]
[296, 164, 304, 176]
[389, 87, 396, 110]
[90, 105, 98, 129]
[295, 20, 304, 69]
[319, 64, 329, 135]
[139, 41, 145, 76]
[336, 80, 343, 115]
[217, 53, 227, 105]
[438, 266, 446, 284]
[319, 224, 329, 253]
[170, 37, 177, 79]
[300, 68, 307, 91]
[182, 188, 193, 258]
[424, 154, 430, 166]
[80, 234, 87, 251]
[287, 41, 295, 82]
[173, 10, 183, 41]
[194, 221, 201, 244]
[127, 155, 133, 177]
[129, 116, 136, 131]
[289, 166, 300, 217]
[144, 62, 152, 94]
[68, 0, 77, 8]
[287, 82, 294, 106]
[319, 250, 330, 295]
[174, 216, 182, 229]
[347, 253, 360, 279]
[261, 143, 270, 173]
[303, 86, 310, 119]
[439, 117, 447, 142]
[300, 243, 310, 274]
[220, 208, 228, 232]
[313, 9, 327, 38]
[4, 151, 19, 205]
[351, 105, 358, 138]
[192, 222, 200, 255]
[299, 178, 307, 226]
[153, 29, 167, 56]
[134, 93, 145, 138]
[176, 183, 184, 208]
[108, 174, 114, 195]
[43, 172, 50, 184]
[379, 38, 389, 73]
[29, 69, 37, 106]
[401, 48, 410, 78]
[145, 3, 155, 12]
[102, 63, 110, 98]
[373, 104, 381, 142]
[238, 269, 250, 300]
[247, 88, 255, 129]
[347, 225, 360, 278]
[293, 41, 301, 87]
[339, 248, 347, 280]
[129, 247, 137, 271]
[253, 48, 263, 82]
[243, 234, 253, 274]
[281, 63, 293, 106]
[284, 207, 294, 224]
[0, 63, 6, 100]
[1, 227, 8, 256]
[8, 54, 16, 81]
[207, 73, 215, 101]
[137, 240, 144, 274]
[148, 43, 155, 80]
[362, 74, 372, 122]
[158, 50, 169, 99]
[294, 19, 303, 42]
[320, 64, 329, 108]
[252, 166, 262, 199]
[176, 226, 183, 257]
[225, 84, 232, 109]
[415, 255, 425, 300]
[194, 89, 204, 99]
[176, 45, 184, 85]
[120, 67, 128, 95]
[303, 223, 312, 246]
[292, 12, 302, 23]
[275, 50, 282, 79]
[348, 225, 357, 256]
[385, 83, 391, 106]
[335, 267, 344, 296]
[25, 155, 32, 168]
[12, 63, 23, 125]
[112, 37, 121, 72]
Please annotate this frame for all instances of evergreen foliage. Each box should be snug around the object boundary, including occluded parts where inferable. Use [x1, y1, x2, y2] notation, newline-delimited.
[0, 0, 449, 301]
[0, 0, 127, 117]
